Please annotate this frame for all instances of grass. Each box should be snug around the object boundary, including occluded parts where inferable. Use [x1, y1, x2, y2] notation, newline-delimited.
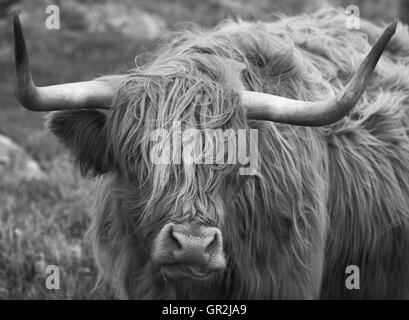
[0, 154, 115, 299]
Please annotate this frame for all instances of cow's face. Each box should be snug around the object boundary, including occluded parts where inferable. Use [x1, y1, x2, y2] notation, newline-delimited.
[105, 70, 249, 284]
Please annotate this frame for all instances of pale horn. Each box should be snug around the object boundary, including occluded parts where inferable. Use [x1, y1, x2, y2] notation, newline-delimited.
[13, 14, 122, 111]
[242, 21, 397, 126]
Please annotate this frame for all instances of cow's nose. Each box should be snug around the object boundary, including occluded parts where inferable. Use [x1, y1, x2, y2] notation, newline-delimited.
[153, 223, 226, 275]
[171, 226, 220, 260]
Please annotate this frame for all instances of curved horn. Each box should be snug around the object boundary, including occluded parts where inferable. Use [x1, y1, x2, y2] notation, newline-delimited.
[13, 13, 122, 112]
[242, 21, 398, 126]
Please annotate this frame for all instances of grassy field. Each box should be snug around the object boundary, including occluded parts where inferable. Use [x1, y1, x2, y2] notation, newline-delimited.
[0, 0, 400, 299]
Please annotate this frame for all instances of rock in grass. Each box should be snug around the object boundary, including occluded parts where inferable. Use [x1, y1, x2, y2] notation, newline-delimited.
[0, 134, 46, 181]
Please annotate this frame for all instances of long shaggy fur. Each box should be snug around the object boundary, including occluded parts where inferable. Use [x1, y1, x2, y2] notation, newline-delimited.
[50, 8, 409, 299]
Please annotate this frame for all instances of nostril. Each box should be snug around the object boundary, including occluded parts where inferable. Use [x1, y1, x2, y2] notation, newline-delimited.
[168, 226, 183, 250]
[204, 231, 221, 254]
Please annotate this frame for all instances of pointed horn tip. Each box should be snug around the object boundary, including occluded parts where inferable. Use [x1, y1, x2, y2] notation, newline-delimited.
[13, 11, 24, 45]
[385, 20, 398, 37]
[13, 11, 21, 29]
[12, 10, 29, 72]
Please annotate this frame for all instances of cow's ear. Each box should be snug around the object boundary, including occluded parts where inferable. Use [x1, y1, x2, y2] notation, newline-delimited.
[46, 110, 113, 176]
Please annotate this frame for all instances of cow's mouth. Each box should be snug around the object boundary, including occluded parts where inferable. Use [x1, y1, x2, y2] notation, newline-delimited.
[161, 264, 216, 280]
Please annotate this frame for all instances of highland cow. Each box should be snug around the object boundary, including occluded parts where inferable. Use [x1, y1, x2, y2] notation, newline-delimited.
[13, 8, 409, 299]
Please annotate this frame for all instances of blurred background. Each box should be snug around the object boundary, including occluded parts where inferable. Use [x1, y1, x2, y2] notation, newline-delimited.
[0, 0, 407, 299]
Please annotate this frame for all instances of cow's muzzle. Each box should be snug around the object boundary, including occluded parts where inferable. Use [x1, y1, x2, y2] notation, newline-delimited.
[152, 223, 226, 280]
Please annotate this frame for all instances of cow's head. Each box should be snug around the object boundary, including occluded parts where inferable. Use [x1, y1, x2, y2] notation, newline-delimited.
[12, 14, 396, 297]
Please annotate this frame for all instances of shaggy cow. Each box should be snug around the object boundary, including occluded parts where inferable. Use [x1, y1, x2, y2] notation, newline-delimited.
[13, 8, 409, 299]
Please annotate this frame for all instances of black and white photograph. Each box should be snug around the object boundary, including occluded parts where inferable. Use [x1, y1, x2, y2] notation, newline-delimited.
[0, 0, 409, 304]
